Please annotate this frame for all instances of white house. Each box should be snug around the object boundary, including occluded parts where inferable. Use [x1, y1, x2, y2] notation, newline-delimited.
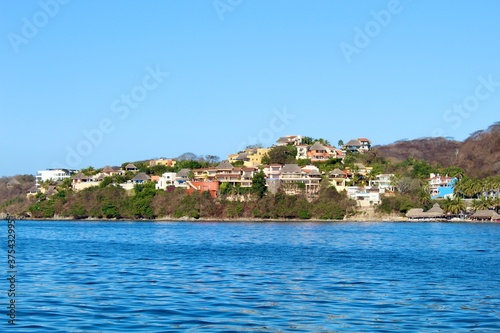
[369, 174, 395, 193]
[346, 186, 381, 207]
[156, 172, 178, 190]
[36, 169, 77, 187]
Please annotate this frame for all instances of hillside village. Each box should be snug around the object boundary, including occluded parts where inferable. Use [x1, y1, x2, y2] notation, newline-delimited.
[2, 128, 500, 221]
[27, 136, 380, 203]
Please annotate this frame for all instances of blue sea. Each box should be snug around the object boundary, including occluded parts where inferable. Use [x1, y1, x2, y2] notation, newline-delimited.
[2, 221, 499, 332]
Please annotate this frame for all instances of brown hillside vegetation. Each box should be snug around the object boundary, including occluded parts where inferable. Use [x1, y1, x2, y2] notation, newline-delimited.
[373, 122, 500, 178]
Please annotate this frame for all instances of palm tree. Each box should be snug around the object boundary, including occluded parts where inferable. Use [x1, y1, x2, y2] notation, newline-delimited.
[450, 197, 466, 215]
[418, 186, 432, 208]
[472, 196, 493, 211]
[442, 197, 465, 216]
[493, 196, 500, 213]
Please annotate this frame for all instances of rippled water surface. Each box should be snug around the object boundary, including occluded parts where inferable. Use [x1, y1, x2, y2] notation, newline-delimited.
[2, 221, 500, 332]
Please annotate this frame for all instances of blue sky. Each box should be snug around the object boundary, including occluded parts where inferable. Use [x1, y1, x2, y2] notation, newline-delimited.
[1, 0, 499, 176]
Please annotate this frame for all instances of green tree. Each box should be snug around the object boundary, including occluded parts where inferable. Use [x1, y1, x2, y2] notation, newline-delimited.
[149, 164, 169, 176]
[265, 145, 297, 165]
[472, 196, 493, 211]
[251, 171, 267, 198]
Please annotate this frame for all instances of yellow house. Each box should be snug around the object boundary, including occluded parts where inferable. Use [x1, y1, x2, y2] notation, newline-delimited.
[245, 148, 270, 167]
[150, 158, 176, 167]
[227, 154, 240, 163]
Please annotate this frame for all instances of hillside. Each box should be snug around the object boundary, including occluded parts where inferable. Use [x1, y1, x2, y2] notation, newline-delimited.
[373, 122, 500, 178]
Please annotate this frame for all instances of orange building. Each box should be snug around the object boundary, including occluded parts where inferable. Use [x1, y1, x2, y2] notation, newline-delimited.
[186, 181, 219, 198]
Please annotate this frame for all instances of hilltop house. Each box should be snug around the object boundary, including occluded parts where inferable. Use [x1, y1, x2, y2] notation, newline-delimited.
[276, 135, 303, 146]
[102, 166, 123, 176]
[295, 142, 345, 162]
[36, 169, 77, 187]
[307, 142, 331, 162]
[228, 147, 270, 167]
[149, 158, 176, 167]
[124, 163, 139, 172]
[344, 138, 371, 153]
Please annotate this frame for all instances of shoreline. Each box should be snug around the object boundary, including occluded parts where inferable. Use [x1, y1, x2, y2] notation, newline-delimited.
[6, 216, 497, 223]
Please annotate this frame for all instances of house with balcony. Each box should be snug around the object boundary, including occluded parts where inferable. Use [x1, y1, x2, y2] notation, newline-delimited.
[329, 168, 348, 192]
[429, 173, 456, 199]
[352, 163, 373, 177]
[344, 138, 371, 153]
[176, 169, 190, 187]
[240, 167, 257, 187]
[72, 172, 96, 191]
[346, 186, 381, 207]
[276, 135, 303, 146]
[369, 174, 395, 193]
[358, 138, 371, 152]
[263, 164, 283, 180]
[278, 164, 321, 195]
[155, 172, 177, 190]
[192, 167, 217, 182]
[307, 142, 332, 162]
[36, 169, 77, 187]
[296, 144, 308, 159]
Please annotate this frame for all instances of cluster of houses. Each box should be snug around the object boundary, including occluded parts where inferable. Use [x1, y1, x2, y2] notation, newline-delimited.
[227, 135, 371, 167]
[17, 134, 476, 210]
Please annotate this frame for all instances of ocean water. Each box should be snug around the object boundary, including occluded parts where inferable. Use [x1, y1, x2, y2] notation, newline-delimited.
[2, 221, 499, 332]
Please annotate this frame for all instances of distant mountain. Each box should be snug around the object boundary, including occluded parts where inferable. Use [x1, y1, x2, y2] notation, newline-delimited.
[373, 122, 500, 178]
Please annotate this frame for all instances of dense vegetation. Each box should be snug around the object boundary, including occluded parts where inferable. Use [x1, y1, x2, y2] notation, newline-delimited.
[0, 179, 357, 220]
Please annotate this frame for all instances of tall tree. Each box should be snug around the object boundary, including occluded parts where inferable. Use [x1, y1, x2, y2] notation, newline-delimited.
[251, 171, 267, 198]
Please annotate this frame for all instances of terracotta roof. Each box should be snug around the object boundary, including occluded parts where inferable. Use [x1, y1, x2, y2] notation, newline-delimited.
[358, 138, 370, 142]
